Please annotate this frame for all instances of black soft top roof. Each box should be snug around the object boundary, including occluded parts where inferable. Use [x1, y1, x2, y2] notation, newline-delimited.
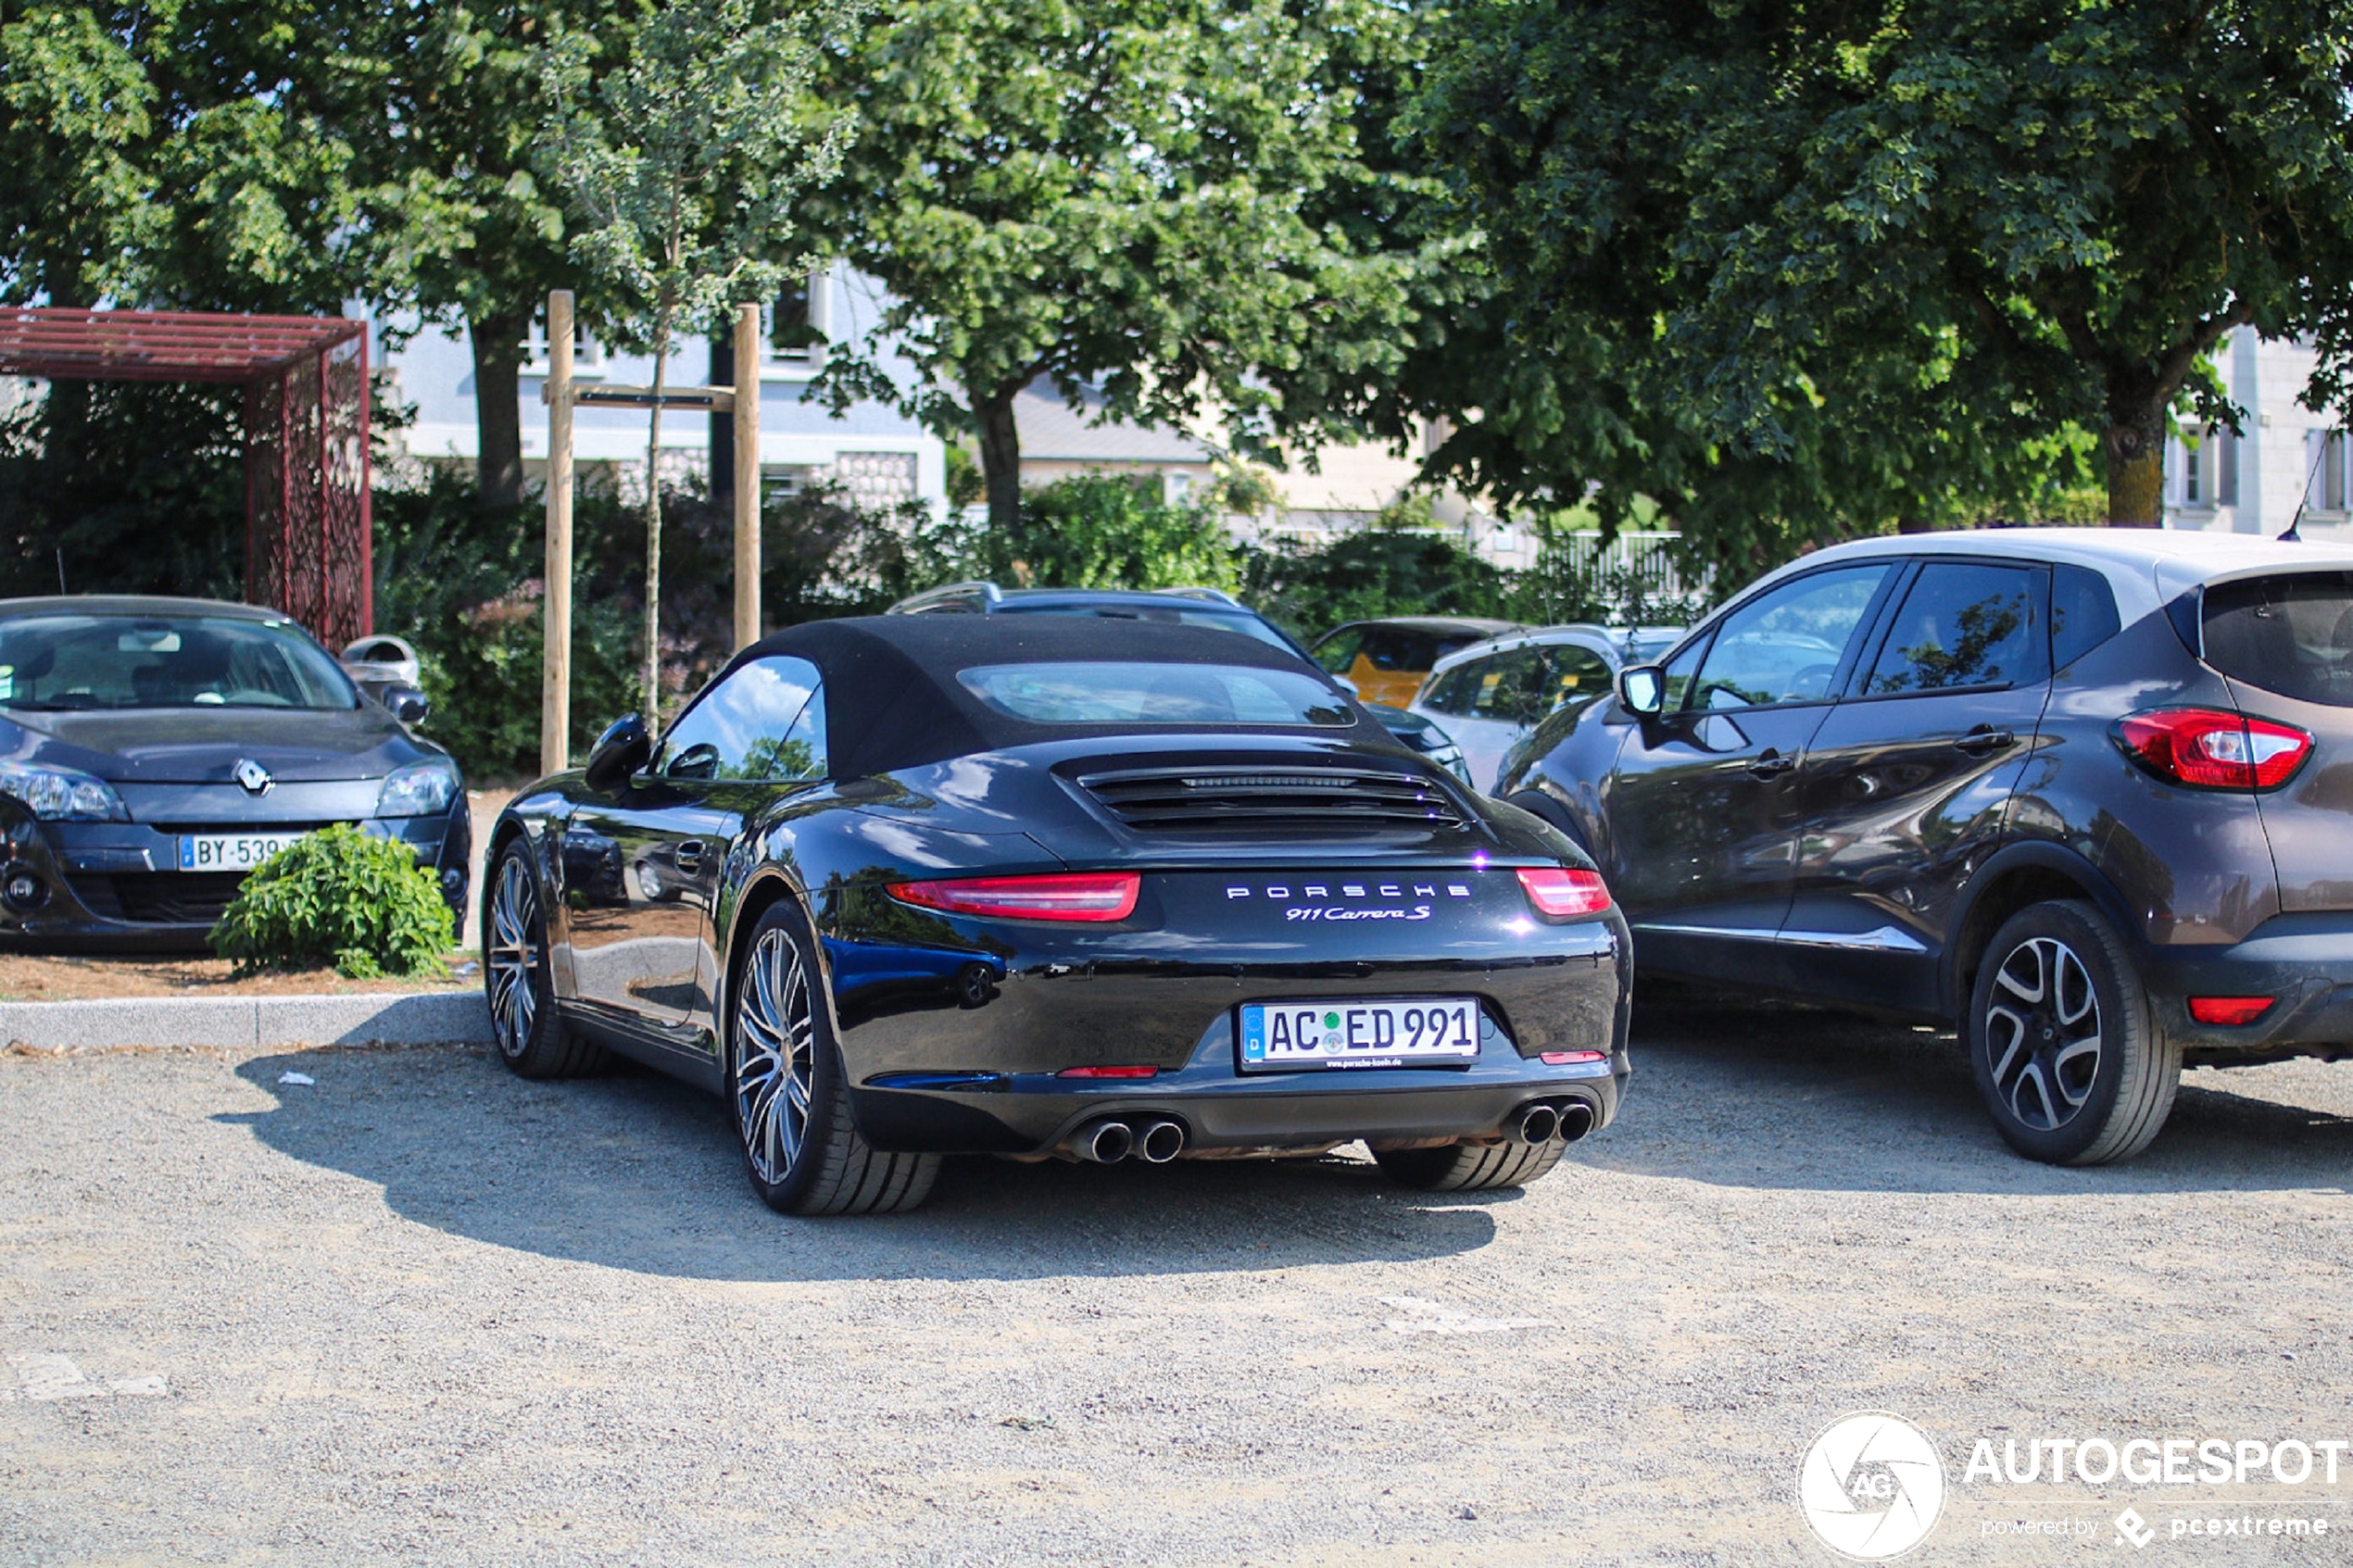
[736, 615, 1371, 777]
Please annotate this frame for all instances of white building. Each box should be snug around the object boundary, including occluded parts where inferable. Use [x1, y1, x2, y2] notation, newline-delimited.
[2162, 329, 2353, 542]
[374, 264, 948, 515]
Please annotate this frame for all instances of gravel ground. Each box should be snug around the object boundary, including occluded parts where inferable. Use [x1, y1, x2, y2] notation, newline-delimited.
[5, 998, 2352, 1566]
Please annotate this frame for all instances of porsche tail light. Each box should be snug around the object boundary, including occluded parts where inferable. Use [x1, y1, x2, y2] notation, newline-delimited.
[2115, 709, 2312, 790]
[1541, 1049, 1608, 1065]
[2188, 996, 2274, 1026]
[1516, 866, 1612, 918]
[1055, 1065, 1159, 1079]
[886, 872, 1140, 922]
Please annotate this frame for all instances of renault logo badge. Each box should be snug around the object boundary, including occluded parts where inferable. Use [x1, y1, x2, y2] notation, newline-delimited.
[234, 759, 273, 796]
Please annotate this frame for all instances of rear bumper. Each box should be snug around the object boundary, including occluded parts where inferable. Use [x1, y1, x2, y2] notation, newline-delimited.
[849, 1010, 1625, 1154]
[833, 937, 1631, 1154]
[2145, 911, 2353, 1057]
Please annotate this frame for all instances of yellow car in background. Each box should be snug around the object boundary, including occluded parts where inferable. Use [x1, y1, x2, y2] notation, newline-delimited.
[1309, 617, 1523, 709]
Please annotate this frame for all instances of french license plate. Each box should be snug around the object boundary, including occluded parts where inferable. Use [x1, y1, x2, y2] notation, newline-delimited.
[1239, 997, 1482, 1072]
[177, 832, 308, 872]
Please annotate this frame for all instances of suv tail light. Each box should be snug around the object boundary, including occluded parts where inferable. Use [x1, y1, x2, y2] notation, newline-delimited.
[1517, 866, 1612, 918]
[2113, 709, 2312, 790]
[887, 872, 1140, 922]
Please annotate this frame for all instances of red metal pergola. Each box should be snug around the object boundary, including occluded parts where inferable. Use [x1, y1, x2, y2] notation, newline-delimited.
[0, 307, 371, 645]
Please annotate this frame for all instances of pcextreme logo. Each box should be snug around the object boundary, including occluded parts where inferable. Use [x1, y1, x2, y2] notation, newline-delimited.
[1799, 1412, 1947, 1560]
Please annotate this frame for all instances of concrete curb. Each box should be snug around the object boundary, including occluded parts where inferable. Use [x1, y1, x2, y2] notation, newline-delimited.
[0, 991, 495, 1050]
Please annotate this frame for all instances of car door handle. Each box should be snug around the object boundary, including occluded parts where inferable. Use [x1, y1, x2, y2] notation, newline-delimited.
[1745, 750, 1796, 779]
[1952, 727, 2017, 756]
[673, 839, 707, 874]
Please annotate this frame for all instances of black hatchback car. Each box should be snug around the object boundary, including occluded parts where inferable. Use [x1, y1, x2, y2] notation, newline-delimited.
[0, 596, 469, 947]
[1498, 529, 2353, 1164]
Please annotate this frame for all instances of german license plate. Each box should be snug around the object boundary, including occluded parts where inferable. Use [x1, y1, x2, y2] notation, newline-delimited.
[1239, 997, 1482, 1072]
[178, 832, 308, 872]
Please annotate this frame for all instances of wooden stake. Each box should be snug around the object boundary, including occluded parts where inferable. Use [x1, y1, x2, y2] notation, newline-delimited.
[541, 289, 575, 778]
[733, 303, 761, 651]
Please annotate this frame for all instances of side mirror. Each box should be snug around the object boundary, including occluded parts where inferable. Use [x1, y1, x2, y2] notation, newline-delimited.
[583, 713, 653, 792]
[1617, 664, 1666, 717]
[384, 684, 431, 726]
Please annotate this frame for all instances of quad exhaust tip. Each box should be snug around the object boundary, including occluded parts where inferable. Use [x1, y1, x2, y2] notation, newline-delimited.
[1516, 1103, 1561, 1145]
[1070, 1117, 1188, 1164]
[1135, 1118, 1186, 1163]
[1076, 1120, 1134, 1163]
[1554, 1099, 1595, 1143]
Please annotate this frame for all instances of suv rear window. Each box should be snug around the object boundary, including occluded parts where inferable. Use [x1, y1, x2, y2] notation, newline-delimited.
[2202, 572, 2353, 708]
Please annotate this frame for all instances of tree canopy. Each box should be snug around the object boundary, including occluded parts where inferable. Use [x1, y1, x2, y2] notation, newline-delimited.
[1407, 0, 2353, 546]
[808, 0, 1448, 529]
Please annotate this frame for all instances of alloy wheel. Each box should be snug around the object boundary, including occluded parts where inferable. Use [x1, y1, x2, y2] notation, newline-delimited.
[735, 925, 817, 1186]
[486, 854, 541, 1057]
[1983, 935, 2104, 1131]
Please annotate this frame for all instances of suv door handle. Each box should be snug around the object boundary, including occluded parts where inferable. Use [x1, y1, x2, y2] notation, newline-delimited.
[1745, 750, 1796, 779]
[1953, 727, 2017, 756]
[673, 839, 707, 874]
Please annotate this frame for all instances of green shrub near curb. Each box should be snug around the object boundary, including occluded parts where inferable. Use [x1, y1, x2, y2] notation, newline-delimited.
[208, 825, 454, 979]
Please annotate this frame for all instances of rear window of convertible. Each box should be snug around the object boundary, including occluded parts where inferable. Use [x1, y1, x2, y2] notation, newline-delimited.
[2202, 572, 2353, 708]
[957, 662, 1356, 726]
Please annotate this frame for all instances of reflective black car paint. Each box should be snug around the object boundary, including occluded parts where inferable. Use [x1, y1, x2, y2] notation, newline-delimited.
[492, 730, 1630, 1155]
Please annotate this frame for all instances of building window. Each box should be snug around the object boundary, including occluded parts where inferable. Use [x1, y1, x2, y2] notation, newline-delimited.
[522, 313, 605, 373]
[2308, 430, 2348, 513]
[766, 264, 833, 370]
[2176, 424, 2241, 509]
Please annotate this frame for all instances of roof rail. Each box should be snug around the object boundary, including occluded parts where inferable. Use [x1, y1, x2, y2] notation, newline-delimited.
[887, 580, 1005, 614]
[1154, 585, 1242, 607]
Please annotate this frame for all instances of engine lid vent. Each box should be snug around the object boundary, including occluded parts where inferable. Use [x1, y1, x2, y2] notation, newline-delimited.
[1073, 764, 1472, 838]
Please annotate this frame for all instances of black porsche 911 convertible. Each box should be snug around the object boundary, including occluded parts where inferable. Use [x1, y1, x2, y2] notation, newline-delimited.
[484, 616, 1630, 1214]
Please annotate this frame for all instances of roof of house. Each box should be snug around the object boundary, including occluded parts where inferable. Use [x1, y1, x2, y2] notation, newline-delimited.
[1014, 379, 1214, 464]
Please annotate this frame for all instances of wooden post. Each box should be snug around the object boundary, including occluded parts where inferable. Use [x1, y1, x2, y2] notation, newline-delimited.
[732, 303, 761, 651]
[541, 289, 575, 778]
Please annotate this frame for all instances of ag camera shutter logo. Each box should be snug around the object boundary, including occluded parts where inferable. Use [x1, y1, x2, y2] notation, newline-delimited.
[1798, 1412, 1945, 1559]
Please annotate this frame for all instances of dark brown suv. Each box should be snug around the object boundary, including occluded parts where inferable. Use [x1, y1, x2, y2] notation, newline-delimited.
[1498, 529, 2353, 1164]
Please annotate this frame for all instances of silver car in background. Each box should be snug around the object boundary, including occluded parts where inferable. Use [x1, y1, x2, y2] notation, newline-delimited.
[1411, 623, 1684, 793]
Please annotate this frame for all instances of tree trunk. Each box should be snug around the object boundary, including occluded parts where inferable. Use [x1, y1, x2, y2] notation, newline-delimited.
[2103, 408, 2167, 528]
[471, 309, 529, 512]
[972, 382, 1023, 533]
[643, 326, 668, 733]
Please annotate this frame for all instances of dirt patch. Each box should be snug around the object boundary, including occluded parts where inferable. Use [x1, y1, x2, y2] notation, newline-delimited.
[0, 952, 474, 1001]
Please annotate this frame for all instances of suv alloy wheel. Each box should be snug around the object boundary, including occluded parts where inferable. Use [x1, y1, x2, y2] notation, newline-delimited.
[1967, 900, 2182, 1165]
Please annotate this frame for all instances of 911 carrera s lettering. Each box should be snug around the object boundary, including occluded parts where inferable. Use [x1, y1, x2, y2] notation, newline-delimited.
[1284, 905, 1432, 922]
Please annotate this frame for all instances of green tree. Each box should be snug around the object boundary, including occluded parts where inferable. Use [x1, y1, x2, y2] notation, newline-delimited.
[807, 0, 1441, 531]
[536, 0, 849, 727]
[1409, 0, 2353, 534]
[347, 1, 648, 512]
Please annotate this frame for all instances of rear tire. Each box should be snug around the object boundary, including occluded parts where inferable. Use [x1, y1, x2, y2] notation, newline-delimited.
[728, 900, 938, 1215]
[484, 841, 604, 1079]
[1968, 899, 2180, 1165]
[1373, 1137, 1567, 1192]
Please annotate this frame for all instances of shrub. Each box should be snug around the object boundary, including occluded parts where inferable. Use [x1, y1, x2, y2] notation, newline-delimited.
[208, 824, 454, 979]
[988, 474, 1239, 591]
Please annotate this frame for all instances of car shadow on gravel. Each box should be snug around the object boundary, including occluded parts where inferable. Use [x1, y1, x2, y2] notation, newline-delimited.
[1588, 994, 2353, 1196]
[222, 1047, 1505, 1282]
